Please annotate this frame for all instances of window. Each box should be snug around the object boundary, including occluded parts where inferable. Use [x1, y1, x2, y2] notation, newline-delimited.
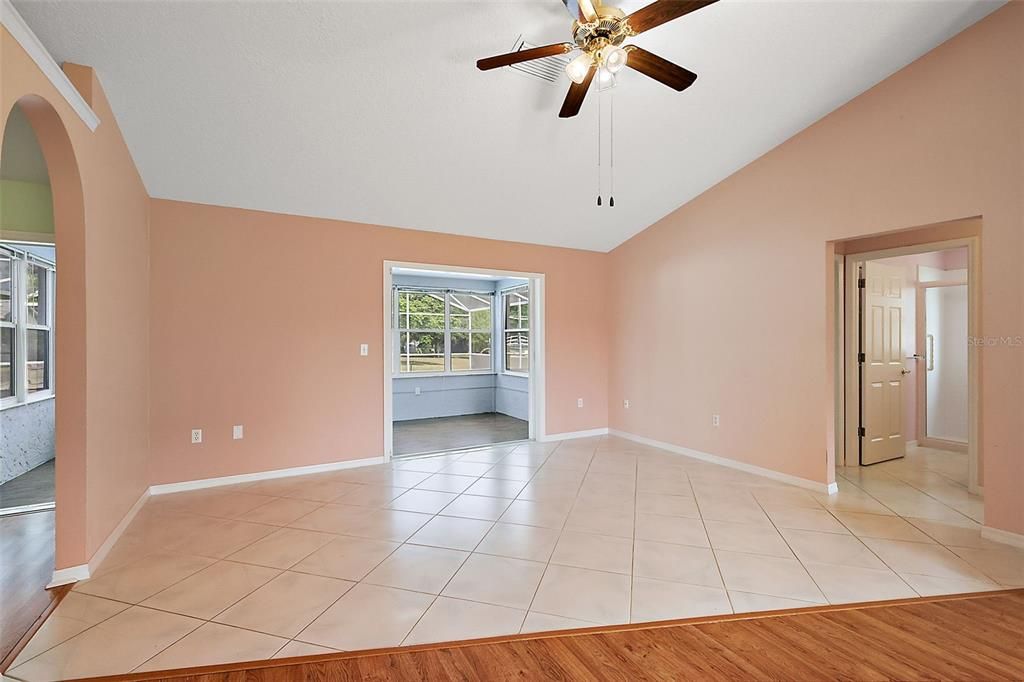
[0, 246, 55, 406]
[1, 252, 13, 399]
[25, 263, 51, 394]
[396, 290, 445, 373]
[394, 287, 493, 374]
[449, 292, 491, 371]
[503, 285, 529, 374]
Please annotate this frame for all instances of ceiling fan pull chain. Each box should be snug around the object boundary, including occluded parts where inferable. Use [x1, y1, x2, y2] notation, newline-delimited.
[609, 90, 615, 208]
[597, 81, 603, 206]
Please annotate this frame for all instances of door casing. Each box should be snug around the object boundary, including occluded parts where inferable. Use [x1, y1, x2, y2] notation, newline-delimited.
[382, 261, 546, 462]
[839, 237, 980, 494]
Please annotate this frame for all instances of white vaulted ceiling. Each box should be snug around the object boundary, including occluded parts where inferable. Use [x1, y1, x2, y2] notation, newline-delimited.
[13, 0, 1003, 251]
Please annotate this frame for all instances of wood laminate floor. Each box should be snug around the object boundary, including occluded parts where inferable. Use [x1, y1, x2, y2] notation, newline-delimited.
[392, 413, 528, 456]
[0, 461, 55, 511]
[0, 511, 56, 669]
[101, 590, 1024, 681]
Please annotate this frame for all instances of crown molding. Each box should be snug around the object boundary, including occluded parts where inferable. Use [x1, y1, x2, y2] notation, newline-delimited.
[1, 0, 100, 131]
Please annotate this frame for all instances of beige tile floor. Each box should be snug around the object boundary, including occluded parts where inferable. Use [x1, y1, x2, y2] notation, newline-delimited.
[8, 440, 1023, 680]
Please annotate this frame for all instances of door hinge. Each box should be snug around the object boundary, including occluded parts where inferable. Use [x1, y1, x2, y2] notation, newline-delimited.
[858, 352, 865, 364]
[857, 426, 866, 438]
[857, 277, 866, 289]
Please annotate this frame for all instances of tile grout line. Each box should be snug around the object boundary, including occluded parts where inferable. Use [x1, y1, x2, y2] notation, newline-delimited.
[396, 440, 550, 646]
[688, 472, 735, 616]
[25, 440, 1007, 677]
[520, 440, 594, 632]
[818, 505, 927, 598]
[627, 455, 638, 624]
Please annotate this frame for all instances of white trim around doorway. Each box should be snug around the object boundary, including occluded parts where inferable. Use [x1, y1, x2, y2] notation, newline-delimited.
[382, 261, 545, 463]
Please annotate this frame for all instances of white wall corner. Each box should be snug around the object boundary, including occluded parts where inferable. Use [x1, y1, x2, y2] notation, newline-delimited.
[539, 427, 609, 442]
[0, 0, 101, 131]
[981, 525, 1024, 550]
[149, 455, 386, 496]
[609, 429, 834, 494]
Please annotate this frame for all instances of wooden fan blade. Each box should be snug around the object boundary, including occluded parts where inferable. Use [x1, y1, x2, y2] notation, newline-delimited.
[477, 43, 573, 71]
[561, 0, 599, 22]
[625, 0, 718, 35]
[559, 64, 596, 118]
[625, 47, 697, 91]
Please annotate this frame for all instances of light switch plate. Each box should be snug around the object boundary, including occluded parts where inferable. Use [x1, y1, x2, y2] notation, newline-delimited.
[233, 425, 244, 440]
[360, 344, 369, 356]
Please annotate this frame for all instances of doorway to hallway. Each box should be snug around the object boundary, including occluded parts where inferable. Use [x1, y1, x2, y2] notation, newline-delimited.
[841, 239, 976, 490]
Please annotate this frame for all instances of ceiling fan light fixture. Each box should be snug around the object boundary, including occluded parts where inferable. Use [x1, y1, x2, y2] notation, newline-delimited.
[565, 51, 593, 84]
[600, 44, 628, 74]
[597, 66, 616, 90]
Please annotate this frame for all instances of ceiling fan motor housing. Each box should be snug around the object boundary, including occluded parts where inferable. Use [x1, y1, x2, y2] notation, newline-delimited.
[572, 7, 631, 56]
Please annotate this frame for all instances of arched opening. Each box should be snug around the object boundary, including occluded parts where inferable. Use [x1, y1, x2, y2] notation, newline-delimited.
[1, 102, 57, 516]
[0, 95, 87, 583]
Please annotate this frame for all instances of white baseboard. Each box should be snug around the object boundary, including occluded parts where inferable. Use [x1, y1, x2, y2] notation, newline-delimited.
[47, 487, 150, 587]
[609, 429, 834, 494]
[47, 563, 90, 588]
[88, 488, 150, 575]
[981, 525, 1024, 550]
[539, 427, 609, 442]
[149, 456, 386, 496]
[47, 457, 386, 587]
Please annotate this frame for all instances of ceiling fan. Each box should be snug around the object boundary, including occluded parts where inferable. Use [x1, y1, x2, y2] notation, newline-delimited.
[477, 0, 718, 118]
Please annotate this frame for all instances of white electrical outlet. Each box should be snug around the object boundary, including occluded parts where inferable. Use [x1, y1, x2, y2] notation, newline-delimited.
[712, 414, 720, 427]
[233, 425, 244, 440]
[624, 399, 630, 408]
[191, 429, 203, 444]
[414, 386, 421, 396]
[577, 398, 584, 408]
[360, 344, 369, 356]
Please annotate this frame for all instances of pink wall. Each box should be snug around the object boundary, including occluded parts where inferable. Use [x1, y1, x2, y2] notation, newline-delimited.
[2, 33, 151, 567]
[608, 5, 1022, 534]
[148, 200, 609, 485]
[65, 66, 152, 556]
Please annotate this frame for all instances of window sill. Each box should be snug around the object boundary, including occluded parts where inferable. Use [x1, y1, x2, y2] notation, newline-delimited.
[0, 392, 55, 411]
[392, 371, 496, 379]
[502, 371, 529, 378]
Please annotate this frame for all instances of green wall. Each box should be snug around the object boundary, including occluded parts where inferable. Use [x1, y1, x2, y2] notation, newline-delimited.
[0, 179, 54, 236]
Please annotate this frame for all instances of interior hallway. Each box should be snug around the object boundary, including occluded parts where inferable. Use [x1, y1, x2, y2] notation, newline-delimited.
[6, 437, 1023, 680]
[392, 413, 528, 457]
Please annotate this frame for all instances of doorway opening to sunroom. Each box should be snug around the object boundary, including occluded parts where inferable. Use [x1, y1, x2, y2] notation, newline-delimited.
[0, 104, 57, 517]
[385, 264, 538, 458]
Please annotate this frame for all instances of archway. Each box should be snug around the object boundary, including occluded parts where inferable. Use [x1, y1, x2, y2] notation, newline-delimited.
[0, 95, 88, 576]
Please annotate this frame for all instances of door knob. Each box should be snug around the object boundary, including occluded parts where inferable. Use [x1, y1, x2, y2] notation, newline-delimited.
[900, 369, 911, 375]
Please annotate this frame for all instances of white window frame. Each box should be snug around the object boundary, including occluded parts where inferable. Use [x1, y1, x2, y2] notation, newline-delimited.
[0, 245, 56, 410]
[501, 284, 530, 377]
[392, 286, 494, 378]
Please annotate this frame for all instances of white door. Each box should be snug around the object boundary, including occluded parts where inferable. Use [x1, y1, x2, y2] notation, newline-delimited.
[860, 261, 909, 465]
